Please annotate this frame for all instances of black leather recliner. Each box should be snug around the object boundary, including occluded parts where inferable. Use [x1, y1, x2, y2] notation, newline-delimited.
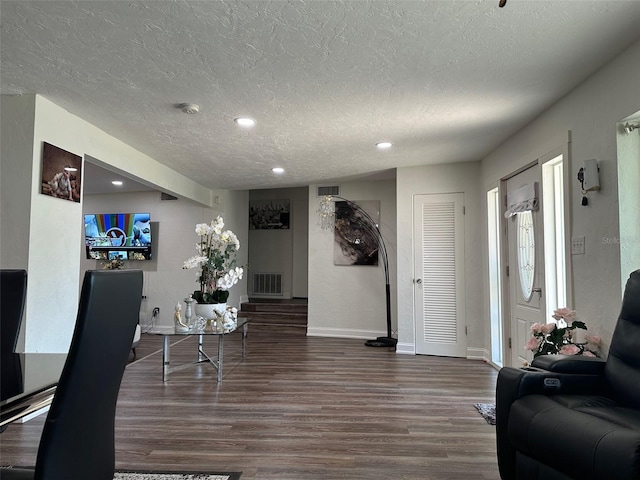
[496, 269, 640, 480]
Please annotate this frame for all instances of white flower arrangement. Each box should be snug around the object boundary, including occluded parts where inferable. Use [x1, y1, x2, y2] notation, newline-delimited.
[183, 216, 243, 304]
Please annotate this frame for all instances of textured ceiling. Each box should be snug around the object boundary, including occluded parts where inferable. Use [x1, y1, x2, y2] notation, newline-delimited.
[2, 1, 640, 192]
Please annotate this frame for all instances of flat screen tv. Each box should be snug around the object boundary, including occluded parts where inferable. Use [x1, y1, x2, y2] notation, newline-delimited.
[84, 212, 152, 260]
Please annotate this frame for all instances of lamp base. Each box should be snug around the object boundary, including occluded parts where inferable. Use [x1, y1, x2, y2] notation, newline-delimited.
[364, 336, 397, 348]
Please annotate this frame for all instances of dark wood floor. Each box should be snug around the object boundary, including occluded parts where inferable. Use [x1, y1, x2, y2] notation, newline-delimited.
[0, 331, 500, 480]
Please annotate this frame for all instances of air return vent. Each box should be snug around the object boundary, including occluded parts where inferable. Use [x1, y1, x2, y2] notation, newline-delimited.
[252, 273, 283, 296]
[317, 185, 340, 197]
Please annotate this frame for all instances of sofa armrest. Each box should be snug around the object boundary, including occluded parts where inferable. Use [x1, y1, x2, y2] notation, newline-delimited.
[496, 366, 609, 480]
[497, 366, 609, 410]
[531, 354, 606, 374]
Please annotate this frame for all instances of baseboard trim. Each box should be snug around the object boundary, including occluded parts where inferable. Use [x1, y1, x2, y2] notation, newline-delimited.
[395, 342, 415, 355]
[466, 347, 488, 361]
[307, 327, 386, 340]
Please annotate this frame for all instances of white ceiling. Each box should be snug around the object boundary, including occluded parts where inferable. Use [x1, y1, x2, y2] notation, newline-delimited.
[2, 1, 640, 194]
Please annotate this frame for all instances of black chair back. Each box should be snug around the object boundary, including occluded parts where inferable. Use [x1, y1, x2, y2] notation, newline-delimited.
[605, 269, 640, 407]
[1, 269, 27, 354]
[34, 270, 142, 480]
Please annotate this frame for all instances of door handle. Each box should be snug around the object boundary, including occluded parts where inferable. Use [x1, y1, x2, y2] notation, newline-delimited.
[532, 287, 542, 299]
[415, 278, 422, 285]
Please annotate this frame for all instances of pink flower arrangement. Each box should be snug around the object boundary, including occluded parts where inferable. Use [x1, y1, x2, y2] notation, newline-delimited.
[558, 344, 581, 355]
[524, 308, 600, 359]
[530, 322, 557, 335]
[552, 307, 576, 325]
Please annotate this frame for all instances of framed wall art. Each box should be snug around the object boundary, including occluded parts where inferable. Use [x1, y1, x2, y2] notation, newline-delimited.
[333, 200, 380, 266]
[40, 142, 82, 203]
[249, 199, 290, 229]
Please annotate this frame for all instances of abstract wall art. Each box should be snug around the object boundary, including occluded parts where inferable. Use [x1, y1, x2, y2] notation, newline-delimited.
[333, 200, 380, 266]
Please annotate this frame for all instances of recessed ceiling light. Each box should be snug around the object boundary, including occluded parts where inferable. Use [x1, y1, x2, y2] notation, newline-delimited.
[376, 142, 393, 149]
[112, 181, 123, 186]
[235, 117, 256, 127]
[272, 167, 285, 174]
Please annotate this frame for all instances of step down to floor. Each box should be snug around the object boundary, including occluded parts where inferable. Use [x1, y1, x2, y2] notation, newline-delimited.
[239, 299, 308, 335]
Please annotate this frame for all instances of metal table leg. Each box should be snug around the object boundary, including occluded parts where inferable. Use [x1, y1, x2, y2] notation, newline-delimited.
[162, 335, 170, 382]
[217, 334, 224, 382]
[242, 322, 248, 358]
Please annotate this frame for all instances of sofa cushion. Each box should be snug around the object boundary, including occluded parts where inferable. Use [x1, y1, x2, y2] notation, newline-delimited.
[549, 394, 617, 409]
[509, 394, 640, 479]
[516, 452, 574, 480]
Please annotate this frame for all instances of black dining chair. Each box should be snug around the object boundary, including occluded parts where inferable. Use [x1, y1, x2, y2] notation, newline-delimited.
[1, 269, 28, 355]
[1, 270, 143, 480]
[1, 269, 28, 431]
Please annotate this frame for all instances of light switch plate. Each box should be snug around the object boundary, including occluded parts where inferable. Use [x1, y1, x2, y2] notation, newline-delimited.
[571, 236, 585, 255]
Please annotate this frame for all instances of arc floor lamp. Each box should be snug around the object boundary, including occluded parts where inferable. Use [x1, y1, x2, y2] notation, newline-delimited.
[318, 195, 397, 348]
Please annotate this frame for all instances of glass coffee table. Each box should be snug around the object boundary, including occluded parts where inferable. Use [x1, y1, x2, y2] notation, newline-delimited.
[145, 316, 249, 383]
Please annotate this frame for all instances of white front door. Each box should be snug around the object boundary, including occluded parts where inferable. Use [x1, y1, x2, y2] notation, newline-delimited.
[506, 165, 546, 367]
[413, 193, 466, 357]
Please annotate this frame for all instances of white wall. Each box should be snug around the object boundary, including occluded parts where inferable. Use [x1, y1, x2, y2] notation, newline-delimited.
[480, 39, 640, 353]
[0, 94, 234, 352]
[1, 96, 35, 272]
[308, 180, 396, 339]
[292, 192, 309, 298]
[396, 162, 483, 356]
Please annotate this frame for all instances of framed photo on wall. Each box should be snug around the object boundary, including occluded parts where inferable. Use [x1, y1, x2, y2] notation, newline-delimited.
[40, 142, 82, 203]
[333, 200, 380, 266]
[249, 199, 290, 229]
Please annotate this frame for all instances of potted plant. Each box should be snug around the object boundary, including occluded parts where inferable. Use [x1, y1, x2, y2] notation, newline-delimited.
[183, 216, 243, 324]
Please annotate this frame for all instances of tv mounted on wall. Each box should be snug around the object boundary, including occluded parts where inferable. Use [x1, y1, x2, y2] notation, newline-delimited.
[84, 212, 152, 260]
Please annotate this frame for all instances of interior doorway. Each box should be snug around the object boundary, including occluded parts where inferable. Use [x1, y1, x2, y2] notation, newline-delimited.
[413, 193, 466, 357]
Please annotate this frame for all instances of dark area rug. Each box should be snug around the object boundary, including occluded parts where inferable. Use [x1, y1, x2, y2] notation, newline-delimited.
[474, 403, 496, 425]
[1, 467, 241, 480]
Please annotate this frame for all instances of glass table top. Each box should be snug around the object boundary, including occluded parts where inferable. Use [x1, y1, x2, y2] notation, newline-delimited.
[1, 353, 67, 427]
[145, 316, 249, 336]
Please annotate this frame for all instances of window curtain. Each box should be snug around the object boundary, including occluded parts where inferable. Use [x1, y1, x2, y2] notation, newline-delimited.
[504, 182, 538, 218]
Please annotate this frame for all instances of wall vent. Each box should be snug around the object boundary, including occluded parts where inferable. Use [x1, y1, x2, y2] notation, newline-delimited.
[317, 185, 340, 197]
[161, 192, 178, 201]
[252, 273, 283, 296]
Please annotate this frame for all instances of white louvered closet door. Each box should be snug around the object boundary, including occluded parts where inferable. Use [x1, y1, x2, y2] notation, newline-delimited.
[413, 193, 466, 357]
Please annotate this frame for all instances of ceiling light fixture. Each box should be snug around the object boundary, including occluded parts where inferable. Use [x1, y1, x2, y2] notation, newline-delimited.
[63, 166, 78, 172]
[272, 167, 285, 174]
[376, 142, 392, 149]
[235, 117, 256, 127]
[112, 181, 123, 186]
